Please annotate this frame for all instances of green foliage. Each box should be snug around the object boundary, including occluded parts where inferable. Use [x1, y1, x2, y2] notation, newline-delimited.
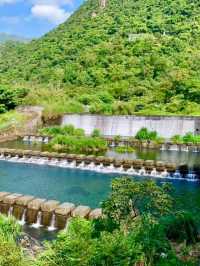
[102, 177, 173, 225]
[135, 127, 159, 141]
[115, 146, 135, 153]
[0, 215, 32, 266]
[0, 86, 27, 113]
[39, 124, 85, 137]
[91, 128, 102, 138]
[171, 133, 200, 144]
[1, 0, 200, 115]
[49, 135, 107, 154]
[40, 125, 107, 154]
[161, 211, 199, 244]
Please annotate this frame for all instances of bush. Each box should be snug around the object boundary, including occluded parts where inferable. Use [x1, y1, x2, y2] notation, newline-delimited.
[49, 135, 107, 154]
[161, 211, 199, 244]
[91, 129, 102, 138]
[0, 86, 27, 113]
[135, 127, 159, 141]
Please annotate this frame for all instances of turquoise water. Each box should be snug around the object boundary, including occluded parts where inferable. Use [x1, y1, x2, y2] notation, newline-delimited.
[0, 160, 199, 216]
[0, 159, 199, 241]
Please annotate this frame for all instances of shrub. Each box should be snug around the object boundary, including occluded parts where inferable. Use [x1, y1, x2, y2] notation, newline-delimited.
[135, 127, 159, 141]
[161, 211, 199, 244]
[91, 129, 102, 138]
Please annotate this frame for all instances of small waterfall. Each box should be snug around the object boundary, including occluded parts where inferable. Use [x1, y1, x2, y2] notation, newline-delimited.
[30, 136, 36, 142]
[43, 137, 49, 143]
[65, 217, 72, 231]
[161, 169, 169, 178]
[127, 167, 136, 175]
[77, 161, 85, 168]
[8, 206, 13, 216]
[48, 214, 57, 231]
[69, 160, 76, 168]
[19, 209, 27, 226]
[87, 162, 95, 170]
[23, 136, 29, 142]
[31, 211, 42, 228]
[173, 170, 182, 179]
[139, 167, 146, 176]
[107, 164, 114, 171]
[186, 169, 197, 181]
[151, 168, 157, 176]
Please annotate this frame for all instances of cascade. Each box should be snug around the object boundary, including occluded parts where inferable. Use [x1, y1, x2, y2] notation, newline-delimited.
[8, 206, 13, 216]
[169, 145, 179, 151]
[139, 167, 146, 175]
[173, 170, 182, 179]
[43, 137, 49, 143]
[23, 136, 29, 142]
[30, 136, 36, 142]
[77, 161, 85, 169]
[151, 168, 157, 176]
[186, 169, 197, 181]
[107, 164, 114, 171]
[127, 167, 136, 174]
[87, 162, 95, 170]
[161, 169, 169, 178]
[48, 214, 57, 231]
[31, 211, 42, 228]
[160, 144, 166, 151]
[59, 160, 69, 167]
[65, 217, 72, 230]
[181, 146, 189, 152]
[19, 209, 27, 226]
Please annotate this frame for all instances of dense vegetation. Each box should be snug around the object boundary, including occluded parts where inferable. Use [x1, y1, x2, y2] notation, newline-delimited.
[40, 125, 107, 154]
[1, 177, 200, 265]
[1, 0, 200, 117]
[171, 133, 200, 144]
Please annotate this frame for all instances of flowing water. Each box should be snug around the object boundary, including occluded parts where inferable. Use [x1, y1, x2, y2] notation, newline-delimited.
[0, 140, 200, 240]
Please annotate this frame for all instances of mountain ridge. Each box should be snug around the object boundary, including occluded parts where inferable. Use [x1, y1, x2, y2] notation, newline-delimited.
[0, 33, 30, 44]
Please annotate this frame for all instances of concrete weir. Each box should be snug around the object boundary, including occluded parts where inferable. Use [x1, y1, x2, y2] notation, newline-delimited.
[0, 192, 102, 231]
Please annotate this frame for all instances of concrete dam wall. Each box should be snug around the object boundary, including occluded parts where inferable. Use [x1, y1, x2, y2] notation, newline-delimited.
[62, 114, 200, 138]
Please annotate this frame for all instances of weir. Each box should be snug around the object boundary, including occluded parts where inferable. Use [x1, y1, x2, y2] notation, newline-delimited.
[0, 192, 102, 231]
[0, 148, 199, 181]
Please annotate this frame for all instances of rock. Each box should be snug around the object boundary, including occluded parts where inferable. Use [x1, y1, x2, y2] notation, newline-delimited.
[89, 208, 102, 219]
[72, 205, 91, 218]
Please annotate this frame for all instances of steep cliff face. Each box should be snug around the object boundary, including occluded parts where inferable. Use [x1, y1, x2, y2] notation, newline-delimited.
[0, 0, 200, 115]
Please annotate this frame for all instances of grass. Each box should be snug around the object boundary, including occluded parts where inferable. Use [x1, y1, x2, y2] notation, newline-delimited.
[0, 111, 28, 131]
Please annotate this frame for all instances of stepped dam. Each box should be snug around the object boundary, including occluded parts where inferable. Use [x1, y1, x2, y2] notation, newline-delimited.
[62, 114, 200, 138]
[0, 148, 199, 181]
[0, 192, 102, 231]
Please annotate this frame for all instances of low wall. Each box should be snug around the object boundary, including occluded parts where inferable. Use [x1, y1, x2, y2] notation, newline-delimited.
[61, 114, 200, 138]
[0, 192, 102, 230]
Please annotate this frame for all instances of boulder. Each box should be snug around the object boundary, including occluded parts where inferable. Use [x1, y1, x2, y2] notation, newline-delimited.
[89, 208, 102, 219]
[72, 205, 91, 218]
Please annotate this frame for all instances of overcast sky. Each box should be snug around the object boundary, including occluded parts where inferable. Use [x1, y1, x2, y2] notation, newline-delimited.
[0, 0, 84, 38]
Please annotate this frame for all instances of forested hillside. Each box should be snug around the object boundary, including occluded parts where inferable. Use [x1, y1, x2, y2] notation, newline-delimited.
[0, 0, 200, 117]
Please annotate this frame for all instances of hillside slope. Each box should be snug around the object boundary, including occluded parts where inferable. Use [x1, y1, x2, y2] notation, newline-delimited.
[0, 0, 200, 117]
[0, 33, 30, 43]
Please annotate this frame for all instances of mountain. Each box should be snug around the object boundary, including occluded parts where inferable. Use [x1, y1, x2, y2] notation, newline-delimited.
[0, 33, 30, 44]
[0, 0, 200, 117]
